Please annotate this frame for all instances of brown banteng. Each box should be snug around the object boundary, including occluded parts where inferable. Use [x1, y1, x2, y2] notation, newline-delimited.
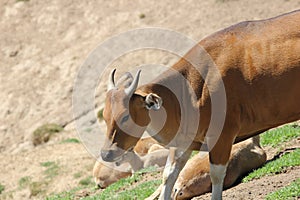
[101, 10, 300, 199]
[173, 136, 266, 199]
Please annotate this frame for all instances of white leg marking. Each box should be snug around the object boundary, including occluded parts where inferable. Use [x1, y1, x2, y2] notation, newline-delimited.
[158, 148, 190, 200]
[159, 148, 177, 200]
[210, 163, 227, 200]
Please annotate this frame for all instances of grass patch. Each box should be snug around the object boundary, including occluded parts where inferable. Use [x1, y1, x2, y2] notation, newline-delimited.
[41, 161, 60, 180]
[97, 173, 142, 198]
[61, 138, 80, 144]
[266, 178, 300, 200]
[84, 167, 161, 200]
[41, 161, 55, 167]
[79, 176, 93, 186]
[86, 172, 143, 200]
[260, 124, 300, 147]
[29, 181, 46, 196]
[73, 172, 82, 179]
[135, 166, 158, 174]
[0, 183, 5, 194]
[242, 149, 300, 182]
[112, 179, 161, 200]
[18, 176, 31, 188]
[32, 123, 63, 146]
[46, 187, 83, 200]
[97, 109, 104, 120]
[46, 172, 144, 200]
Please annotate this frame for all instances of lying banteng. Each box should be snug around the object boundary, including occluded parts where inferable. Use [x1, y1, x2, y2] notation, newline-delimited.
[173, 136, 266, 200]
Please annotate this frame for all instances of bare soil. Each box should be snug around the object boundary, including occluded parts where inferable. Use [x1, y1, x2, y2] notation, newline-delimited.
[0, 0, 300, 199]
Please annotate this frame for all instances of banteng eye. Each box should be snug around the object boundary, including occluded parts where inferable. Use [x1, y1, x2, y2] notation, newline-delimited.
[121, 114, 129, 125]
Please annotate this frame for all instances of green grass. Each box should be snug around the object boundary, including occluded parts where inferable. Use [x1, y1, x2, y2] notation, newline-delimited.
[18, 176, 31, 188]
[0, 183, 5, 194]
[242, 148, 300, 182]
[73, 172, 82, 179]
[79, 176, 94, 186]
[46, 187, 83, 200]
[84, 176, 160, 200]
[265, 178, 300, 200]
[260, 124, 300, 147]
[97, 109, 104, 120]
[92, 173, 143, 199]
[32, 123, 63, 146]
[85, 167, 161, 200]
[41, 161, 55, 167]
[110, 179, 161, 200]
[29, 181, 46, 196]
[135, 166, 158, 174]
[61, 138, 80, 144]
[40, 161, 60, 180]
[46, 170, 145, 200]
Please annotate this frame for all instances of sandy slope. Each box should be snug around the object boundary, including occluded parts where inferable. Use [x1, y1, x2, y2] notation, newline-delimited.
[0, 0, 299, 199]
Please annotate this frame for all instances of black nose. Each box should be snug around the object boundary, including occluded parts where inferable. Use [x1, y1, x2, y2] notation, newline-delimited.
[97, 183, 104, 189]
[101, 150, 113, 162]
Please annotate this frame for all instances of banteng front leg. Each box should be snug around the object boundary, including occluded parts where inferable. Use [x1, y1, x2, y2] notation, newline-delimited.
[209, 162, 228, 200]
[208, 133, 235, 200]
[146, 147, 191, 200]
[159, 147, 191, 200]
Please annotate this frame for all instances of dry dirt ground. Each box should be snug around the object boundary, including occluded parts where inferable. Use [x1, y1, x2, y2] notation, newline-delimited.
[1, 0, 300, 199]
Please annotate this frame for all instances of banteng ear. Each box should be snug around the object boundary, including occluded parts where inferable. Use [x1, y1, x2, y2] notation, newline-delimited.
[145, 93, 162, 110]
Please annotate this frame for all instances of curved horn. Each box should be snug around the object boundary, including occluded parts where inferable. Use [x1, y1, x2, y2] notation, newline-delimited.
[107, 68, 116, 91]
[124, 69, 141, 96]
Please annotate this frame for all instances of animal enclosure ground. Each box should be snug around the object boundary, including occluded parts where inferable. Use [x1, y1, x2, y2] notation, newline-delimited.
[1, 0, 300, 199]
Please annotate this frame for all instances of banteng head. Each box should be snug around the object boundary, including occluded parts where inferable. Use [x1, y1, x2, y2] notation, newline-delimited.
[100, 69, 162, 162]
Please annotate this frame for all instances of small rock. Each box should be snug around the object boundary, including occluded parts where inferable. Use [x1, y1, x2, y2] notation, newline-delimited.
[139, 13, 146, 19]
[9, 50, 18, 57]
